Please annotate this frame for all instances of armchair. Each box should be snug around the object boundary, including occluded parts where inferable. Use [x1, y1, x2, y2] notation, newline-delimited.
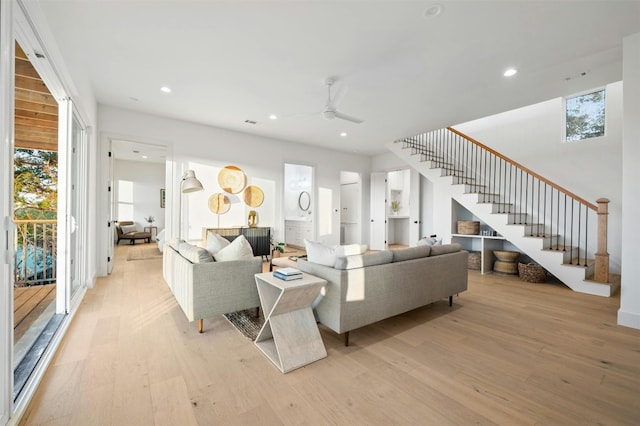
[115, 221, 152, 245]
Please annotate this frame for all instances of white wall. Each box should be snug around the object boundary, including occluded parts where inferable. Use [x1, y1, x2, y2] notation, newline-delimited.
[619, 33, 640, 330]
[113, 159, 165, 232]
[97, 105, 371, 273]
[453, 81, 623, 274]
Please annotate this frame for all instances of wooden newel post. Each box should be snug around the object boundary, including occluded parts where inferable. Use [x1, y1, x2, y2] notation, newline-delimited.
[594, 198, 610, 283]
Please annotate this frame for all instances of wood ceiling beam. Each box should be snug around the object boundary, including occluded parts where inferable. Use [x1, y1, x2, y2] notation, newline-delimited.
[15, 108, 58, 123]
[15, 88, 57, 107]
[15, 99, 58, 116]
[16, 126, 57, 139]
[15, 75, 52, 96]
[14, 41, 59, 151]
[15, 116, 58, 131]
[15, 138, 58, 151]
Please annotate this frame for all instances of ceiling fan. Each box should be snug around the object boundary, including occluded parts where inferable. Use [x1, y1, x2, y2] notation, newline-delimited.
[320, 77, 364, 124]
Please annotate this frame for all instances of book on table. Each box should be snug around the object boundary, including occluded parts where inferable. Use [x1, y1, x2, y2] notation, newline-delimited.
[273, 272, 303, 281]
[275, 267, 301, 276]
[273, 267, 302, 281]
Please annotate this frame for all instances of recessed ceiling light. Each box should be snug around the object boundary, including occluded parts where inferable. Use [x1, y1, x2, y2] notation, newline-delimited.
[503, 68, 518, 77]
[424, 3, 443, 18]
[340, 132, 347, 137]
[142, 155, 148, 159]
[269, 114, 278, 120]
[129, 96, 139, 102]
[160, 86, 172, 93]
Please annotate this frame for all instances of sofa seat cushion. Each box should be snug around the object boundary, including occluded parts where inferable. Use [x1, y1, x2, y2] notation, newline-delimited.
[334, 250, 393, 270]
[391, 245, 431, 262]
[178, 242, 214, 263]
[430, 243, 463, 256]
[214, 234, 254, 262]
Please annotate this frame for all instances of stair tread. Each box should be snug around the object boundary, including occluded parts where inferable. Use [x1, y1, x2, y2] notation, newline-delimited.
[563, 258, 595, 267]
[544, 245, 578, 251]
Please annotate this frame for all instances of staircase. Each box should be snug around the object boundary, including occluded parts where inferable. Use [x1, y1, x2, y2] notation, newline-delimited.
[387, 127, 617, 297]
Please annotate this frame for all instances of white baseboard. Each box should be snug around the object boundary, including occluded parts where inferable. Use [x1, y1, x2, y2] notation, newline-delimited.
[618, 309, 640, 330]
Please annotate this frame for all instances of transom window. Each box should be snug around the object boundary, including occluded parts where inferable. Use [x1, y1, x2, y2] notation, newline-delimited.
[564, 88, 606, 142]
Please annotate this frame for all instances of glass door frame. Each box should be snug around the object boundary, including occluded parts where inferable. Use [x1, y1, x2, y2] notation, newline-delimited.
[0, 0, 15, 422]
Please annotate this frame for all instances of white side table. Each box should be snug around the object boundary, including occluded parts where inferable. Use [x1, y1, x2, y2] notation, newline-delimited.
[254, 272, 327, 373]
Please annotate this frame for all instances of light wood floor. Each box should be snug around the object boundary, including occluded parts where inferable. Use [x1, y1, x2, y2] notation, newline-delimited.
[20, 244, 640, 425]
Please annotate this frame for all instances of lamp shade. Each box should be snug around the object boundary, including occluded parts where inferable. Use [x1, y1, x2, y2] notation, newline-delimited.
[182, 170, 204, 193]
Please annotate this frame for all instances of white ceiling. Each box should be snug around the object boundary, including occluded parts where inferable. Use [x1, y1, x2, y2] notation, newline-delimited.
[36, 1, 640, 156]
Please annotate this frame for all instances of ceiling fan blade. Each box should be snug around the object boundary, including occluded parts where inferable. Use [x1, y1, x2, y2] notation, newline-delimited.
[334, 110, 364, 124]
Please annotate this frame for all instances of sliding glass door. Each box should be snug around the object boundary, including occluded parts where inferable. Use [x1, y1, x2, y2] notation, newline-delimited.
[0, 1, 15, 422]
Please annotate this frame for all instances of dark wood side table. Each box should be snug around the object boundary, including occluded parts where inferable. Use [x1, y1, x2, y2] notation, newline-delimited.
[144, 226, 158, 240]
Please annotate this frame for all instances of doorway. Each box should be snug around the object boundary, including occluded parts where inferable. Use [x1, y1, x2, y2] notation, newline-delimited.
[339, 171, 362, 244]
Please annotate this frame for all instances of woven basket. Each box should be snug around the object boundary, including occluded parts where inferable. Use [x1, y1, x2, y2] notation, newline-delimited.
[518, 262, 547, 283]
[494, 260, 518, 275]
[467, 251, 481, 270]
[457, 220, 480, 235]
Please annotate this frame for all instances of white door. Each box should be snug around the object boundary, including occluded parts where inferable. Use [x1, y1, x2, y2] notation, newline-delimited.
[409, 169, 421, 246]
[0, 1, 14, 421]
[370, 172, 387, 250]
[107, 141, 114, 274]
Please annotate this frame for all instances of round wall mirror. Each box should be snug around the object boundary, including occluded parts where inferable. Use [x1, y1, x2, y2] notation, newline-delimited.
[298, 191, 311, 211]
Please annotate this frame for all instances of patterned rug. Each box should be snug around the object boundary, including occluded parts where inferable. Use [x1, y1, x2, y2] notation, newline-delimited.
[223, 309, 264, 341]
[126, 244, 163, 261]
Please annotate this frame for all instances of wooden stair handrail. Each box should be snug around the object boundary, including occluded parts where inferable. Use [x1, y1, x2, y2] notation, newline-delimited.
[446, 127, 598, 211]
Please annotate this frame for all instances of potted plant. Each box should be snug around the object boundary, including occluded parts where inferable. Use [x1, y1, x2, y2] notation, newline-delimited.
[271, 240, 285, 258]
[391, 200, 400, 215]
[144, 215, 155, 224]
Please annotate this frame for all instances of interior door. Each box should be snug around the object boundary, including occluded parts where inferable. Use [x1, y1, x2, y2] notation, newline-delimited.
[107, 142, 114, 274]
[370, 172, 387, 250]
[409, 169, 421, 246]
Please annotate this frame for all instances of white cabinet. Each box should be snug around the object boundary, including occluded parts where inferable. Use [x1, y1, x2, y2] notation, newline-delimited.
[285, 220, 312, 248]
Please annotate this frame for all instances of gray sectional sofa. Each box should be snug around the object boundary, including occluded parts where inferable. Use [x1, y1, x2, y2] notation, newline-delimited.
[163, 240, 262, 332]
[297, 244, 468, 346]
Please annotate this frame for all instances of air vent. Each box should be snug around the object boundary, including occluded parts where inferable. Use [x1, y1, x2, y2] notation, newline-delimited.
[244, 119, 257, 125]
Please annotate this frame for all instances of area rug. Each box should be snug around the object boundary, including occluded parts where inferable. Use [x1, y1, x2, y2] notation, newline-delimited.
[126, 244, 163, 261]
[223, 309, 264, 341]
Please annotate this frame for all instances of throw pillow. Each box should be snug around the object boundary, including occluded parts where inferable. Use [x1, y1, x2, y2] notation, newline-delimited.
[214, 234, 254, 262]
[120, 224, 138, 234]
[206, 232, 230, 255]
[304, 239, 337, 267]
[178, 242, 214, 263]
[417, 236, 442, 246]
[335, 243, 368, 257]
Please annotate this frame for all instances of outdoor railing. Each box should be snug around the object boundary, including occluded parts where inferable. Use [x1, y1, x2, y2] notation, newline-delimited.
[14, 219, 57, 286]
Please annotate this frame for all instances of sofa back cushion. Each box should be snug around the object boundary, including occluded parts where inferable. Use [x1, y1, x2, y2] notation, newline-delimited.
[214, 234, 254, 262]
[334, 250, 393, 270]
[178, 242, 214, 263]
[305, 240, 369, 267]
[430, 243, 462, 256]
[391, 245, 431, 262]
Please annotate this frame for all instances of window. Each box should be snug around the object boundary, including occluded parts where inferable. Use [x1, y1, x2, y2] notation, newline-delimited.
[564, 88, 606, 142]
